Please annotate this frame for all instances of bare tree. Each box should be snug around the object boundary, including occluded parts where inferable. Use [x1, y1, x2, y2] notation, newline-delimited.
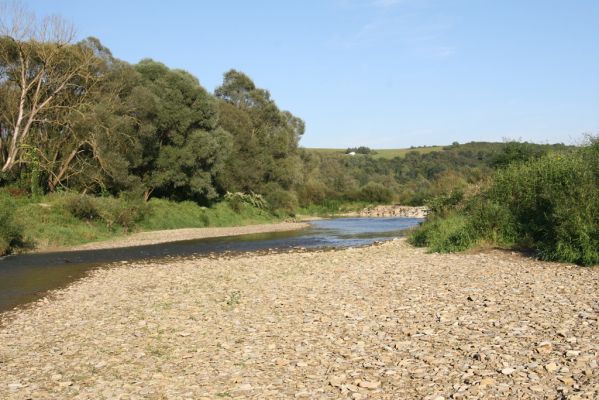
[0, 1, 99, 174]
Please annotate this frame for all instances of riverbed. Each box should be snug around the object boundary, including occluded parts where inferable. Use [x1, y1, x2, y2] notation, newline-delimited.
[0, 217, 422, 313]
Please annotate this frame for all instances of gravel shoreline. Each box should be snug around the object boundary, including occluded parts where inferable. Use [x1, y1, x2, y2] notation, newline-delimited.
[1, 239, 598, 399]
[37, 222, 310, 253]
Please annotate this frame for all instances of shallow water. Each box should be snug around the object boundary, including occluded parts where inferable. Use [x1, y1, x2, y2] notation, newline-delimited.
[0, 217, 421, 313]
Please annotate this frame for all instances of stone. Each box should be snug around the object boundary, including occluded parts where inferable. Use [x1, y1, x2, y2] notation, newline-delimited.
[501, 368, 515, 375]
[479, 377, 496, 387]
[329, 376, 345, 388]
[358, 380, 381, 389]
[545, 363, 559, 373]
[275, 358, 289, 366]
[236, 383, 253, 391]
[536, 341, 553, 354]
[558, 376, 575, 386]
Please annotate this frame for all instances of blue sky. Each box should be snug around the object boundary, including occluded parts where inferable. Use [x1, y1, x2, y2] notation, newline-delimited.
[29, 0, 599, 148]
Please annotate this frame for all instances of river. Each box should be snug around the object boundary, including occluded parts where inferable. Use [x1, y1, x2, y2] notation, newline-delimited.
[0, 217, 422, 313]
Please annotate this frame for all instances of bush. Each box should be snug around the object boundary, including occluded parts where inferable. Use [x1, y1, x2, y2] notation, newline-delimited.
[62, 192, 148, 232]
[224, 192, 268, 213]
[0, 193, 25, 256]
[95, 195, 149, 232]
[63, 194, 100, 221]
[296, 180, 332, 206]
[262, 183, 298, 216]
[357, 182, 393, 203]
[411, 138, 599, 265]
[409, 214, 475, 252]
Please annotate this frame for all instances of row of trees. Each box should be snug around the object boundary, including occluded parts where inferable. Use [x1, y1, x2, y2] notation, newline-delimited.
[0, 5, 304, 206]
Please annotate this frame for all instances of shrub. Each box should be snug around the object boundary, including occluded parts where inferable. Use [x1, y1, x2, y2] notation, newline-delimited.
[409, 214, 475, 253]
[224, 192, 268, 213]
[357, 182, 393, 203]
[95, 195, 149, 232]
[262, 183, 298, 216]
[63, 194, 100, 221]
[296, 180, 332, 206]
[62, 192, 148, 232]
[411, 137, 599, 265]
[0, 193, 24, 256]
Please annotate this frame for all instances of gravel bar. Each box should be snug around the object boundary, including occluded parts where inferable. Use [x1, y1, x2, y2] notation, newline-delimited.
[1, 239, 598, 399]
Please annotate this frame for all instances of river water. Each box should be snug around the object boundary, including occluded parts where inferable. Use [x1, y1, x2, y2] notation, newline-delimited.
[0, 217, 422, 313]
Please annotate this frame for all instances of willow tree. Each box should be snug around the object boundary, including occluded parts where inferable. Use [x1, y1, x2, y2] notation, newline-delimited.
[0, 3, 101, 175]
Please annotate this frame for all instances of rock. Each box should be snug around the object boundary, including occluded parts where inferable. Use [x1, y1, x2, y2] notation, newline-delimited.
[275, 358, 289, 366]
[479, 377, 496, 387]
[345, 384, 359, 392]
[236, 383, 253, 391]
[329, 376, 345, 388]
[536, 341, 553, 354]
[358, 380, 380, 389]
[545, 363, 559, 373]
[501, 367, 515, 375]
[7, 383, 23, 390]
[558, 376, 575, 386]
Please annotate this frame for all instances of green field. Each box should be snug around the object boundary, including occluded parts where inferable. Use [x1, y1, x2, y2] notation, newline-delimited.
[306, 146, 445, 159]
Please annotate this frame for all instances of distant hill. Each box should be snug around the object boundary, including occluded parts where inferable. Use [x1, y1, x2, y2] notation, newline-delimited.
[305, 142, 570, 159]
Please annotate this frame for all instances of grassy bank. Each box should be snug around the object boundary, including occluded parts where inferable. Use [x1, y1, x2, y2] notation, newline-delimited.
[410, 137, 599, 266]
[0, 191, 282, 255]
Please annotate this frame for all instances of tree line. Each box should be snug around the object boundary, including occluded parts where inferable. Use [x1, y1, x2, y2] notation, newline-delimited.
[0, 6, 306, 207]
[0, 5, 576, 216]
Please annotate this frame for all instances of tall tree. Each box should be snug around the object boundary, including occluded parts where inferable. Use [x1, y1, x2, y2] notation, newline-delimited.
[0, 3, 101, 174]
[215, 70, 305, 194]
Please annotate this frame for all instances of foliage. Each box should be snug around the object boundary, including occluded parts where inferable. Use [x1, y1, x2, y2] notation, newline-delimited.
[262, 182, 298, 216]
[224, 192, 268, 213]
[356, 182, 394, 203]
[411, 138, 599, 266]
[61, 192, 148, 232]
[345, 146, 373, 155]
[0, 191, 24, 255]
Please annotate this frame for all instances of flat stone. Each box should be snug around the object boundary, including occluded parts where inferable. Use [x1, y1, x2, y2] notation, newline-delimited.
[536, 341, 553, 354]
[479, 377, 496, 387]
[358, 380, 380, 389]
[545, 363, 559, 373]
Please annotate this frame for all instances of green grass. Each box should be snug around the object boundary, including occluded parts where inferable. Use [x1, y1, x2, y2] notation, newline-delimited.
[2, 192, 282, 252]
[306, 146, 445, 159]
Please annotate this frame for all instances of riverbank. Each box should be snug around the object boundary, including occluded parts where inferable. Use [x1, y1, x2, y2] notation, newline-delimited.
[39, 222, 310, 252]
[341, 204, 428, 218]
[1, 240, 597, 399]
